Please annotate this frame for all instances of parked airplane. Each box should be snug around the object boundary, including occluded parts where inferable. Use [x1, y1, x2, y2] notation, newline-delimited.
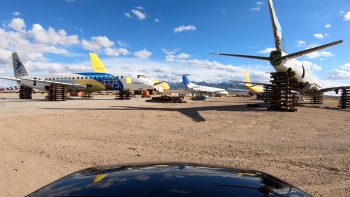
[1, 52, 154, 94]
[89, 53, 170, 92]
[214, 0, 348, 95]
[182, 75, 229, 96]
[243, 71, 264, 96]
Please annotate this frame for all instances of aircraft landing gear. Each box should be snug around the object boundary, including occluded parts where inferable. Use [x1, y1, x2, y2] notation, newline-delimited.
[267, 70, 299, 112]
[47, 84, 67, 101]
[19, 85, 32, 99]
[339, 88, 350, 109]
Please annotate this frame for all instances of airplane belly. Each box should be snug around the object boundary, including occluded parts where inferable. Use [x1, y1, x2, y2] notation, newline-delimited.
[21, 80, 47, 91]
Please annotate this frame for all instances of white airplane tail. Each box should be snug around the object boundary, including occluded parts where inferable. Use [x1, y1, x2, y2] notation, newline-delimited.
[12, 52, 29, 78]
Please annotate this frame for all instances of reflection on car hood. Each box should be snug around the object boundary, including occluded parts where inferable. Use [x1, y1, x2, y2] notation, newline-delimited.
[27, 163, 311, 197]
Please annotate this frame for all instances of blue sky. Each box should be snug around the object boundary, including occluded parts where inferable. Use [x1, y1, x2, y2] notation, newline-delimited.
[0, 0, 350, 87]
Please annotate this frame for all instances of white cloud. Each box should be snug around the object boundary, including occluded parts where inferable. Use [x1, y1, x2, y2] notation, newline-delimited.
[161, 49, 270, 83]
[12, 12, 21, 16]
[131, 9, 146, 20]
[81, 36, 114, 51]
[299, 60, 322, 72]
[104, 47, 129, 56]
[313, 33, 329, 39]
[125, 7, 146, 20]
[134, 49, 152, 59]
[154, 18, 160, 23]
[9, 18, 26, 31]
[29, 24, 79, 45]
[327, 63, 350, 80]
[124, 12, 132, 18]
[250, 7, 260, 11]
[325, 24, 331, 28]
[259, 47, 275, 54]
[341, 63, 350, 70]
[26, 60, 90, 73]
[296, 40, 306, 46]
[251, 1, 263, 11]
[174, 25, 196, 33]
[0, 17, 130, 80]
[177, 53, 191, 59]
[306, 51, 334, 59]
[344, 11, 350, 21]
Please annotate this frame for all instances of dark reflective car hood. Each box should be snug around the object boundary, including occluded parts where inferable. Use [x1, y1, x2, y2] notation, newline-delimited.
[27, 163, 311, 197]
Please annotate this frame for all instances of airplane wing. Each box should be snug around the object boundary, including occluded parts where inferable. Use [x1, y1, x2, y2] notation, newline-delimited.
[1, 77, 21, 82]
[231, 80, 271, 86]
[318, 86, 350, 93]
[21, 78, 86, 88]
[2, 77, 86, 88]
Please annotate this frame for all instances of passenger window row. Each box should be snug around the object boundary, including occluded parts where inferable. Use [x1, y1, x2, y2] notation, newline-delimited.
[44, 76, 118, 80]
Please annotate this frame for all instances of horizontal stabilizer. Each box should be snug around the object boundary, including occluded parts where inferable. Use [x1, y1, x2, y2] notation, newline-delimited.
[211, 53, 270, 61]
[282, 40, 343, 60]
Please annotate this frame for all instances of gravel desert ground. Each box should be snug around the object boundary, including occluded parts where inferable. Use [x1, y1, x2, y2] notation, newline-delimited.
[0, 93, 349, 196]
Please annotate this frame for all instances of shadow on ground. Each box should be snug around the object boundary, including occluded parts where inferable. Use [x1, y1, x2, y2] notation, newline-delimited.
[41, 104, 268, 122]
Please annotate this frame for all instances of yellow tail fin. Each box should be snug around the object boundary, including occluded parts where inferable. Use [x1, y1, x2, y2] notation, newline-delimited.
[245, 71, 252, 87]
[90, 53, 109, 73]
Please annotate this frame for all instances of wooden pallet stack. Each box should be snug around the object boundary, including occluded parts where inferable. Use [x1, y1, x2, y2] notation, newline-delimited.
[115, 90, 134, 100]
[268, 71, 298, 112]
[47, 84, 66, 101]
[310, 94, 323, 104]
[146, 95, 185, 103]
[19, 85, 32, 99]
[339, 88, 350, 109]
[263, 85, 272, 103]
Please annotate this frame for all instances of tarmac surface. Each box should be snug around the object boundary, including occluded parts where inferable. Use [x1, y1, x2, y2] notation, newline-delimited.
[0, 93, 349, 196]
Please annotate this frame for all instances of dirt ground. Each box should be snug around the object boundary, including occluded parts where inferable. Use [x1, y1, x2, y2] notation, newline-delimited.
[0, 93, 349, 196]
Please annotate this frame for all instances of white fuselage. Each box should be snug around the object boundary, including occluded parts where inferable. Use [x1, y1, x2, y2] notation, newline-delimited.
[187, 83, 229, 96]
[274, 52, 324, 91]
[18, 72, 154, 92]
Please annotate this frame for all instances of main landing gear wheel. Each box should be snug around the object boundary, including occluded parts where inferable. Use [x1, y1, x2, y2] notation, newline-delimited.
[19, 85, 32, 99]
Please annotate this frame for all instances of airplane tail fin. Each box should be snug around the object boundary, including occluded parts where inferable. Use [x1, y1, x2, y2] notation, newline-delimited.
[182, 75, 191, 87]
[12, 52, 29, 78]
[268, 0, 284, 51]
[245, 71, 252, 87]
[90, 53, 109, 73]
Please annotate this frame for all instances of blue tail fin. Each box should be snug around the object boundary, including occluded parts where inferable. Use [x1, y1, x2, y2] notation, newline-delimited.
[182, 75, 190, 86]
[12, 52, 29, 78]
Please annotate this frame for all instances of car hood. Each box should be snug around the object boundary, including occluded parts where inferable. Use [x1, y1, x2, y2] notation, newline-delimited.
[27, 163, 310, 197]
